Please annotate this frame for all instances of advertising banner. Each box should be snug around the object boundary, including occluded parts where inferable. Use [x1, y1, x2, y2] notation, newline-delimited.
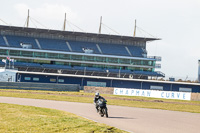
[113, 88, 191, 100]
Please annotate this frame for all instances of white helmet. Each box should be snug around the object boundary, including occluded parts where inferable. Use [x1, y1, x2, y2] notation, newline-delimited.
[95, 92, 100, 98]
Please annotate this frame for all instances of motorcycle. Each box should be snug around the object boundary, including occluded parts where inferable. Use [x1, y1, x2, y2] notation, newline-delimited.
[97, 98, 108, 118]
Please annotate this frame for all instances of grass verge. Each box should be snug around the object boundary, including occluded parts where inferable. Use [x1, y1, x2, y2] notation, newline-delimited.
[0, 89, 200, 113]
[0, 103, 126, 133]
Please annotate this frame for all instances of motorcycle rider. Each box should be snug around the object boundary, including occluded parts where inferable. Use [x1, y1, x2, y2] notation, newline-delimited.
[93, 92, 106, 112]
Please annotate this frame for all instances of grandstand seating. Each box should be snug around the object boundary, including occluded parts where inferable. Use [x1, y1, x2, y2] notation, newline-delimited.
[133, 71, 160, 76]
[42, 64, 72, 70]
[127, 46, 143, 57]
[14, 62, 41, 68]
[107, 68, 120, 73]
[38, 38, 69, 51]
[99, 43, 129, 56]
[1, 35, 145, 58]
[69, 41, 100, 54]
[2, 60, 163, 76]
[72, 66, 103, 72]
[86, 67, 104, 72]
[0, 59, 164, 78]
[73, 66, 85, 70]
[6, 35, 39, 49]
[0, 35, 6, 46]
[120, 69, 132, 73]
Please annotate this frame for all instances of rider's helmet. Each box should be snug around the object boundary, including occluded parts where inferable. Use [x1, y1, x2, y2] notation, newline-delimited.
[95, 92, 100, 98]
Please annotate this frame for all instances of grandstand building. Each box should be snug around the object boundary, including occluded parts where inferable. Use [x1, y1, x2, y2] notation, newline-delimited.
[0, 25, 200, 92]
[0, 25, 164, 78]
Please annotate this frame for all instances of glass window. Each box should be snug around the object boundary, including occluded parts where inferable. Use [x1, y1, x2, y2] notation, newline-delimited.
[0, 49, 7, 55]
[33, 77, 39, 81]
[34, 52, 45, 58]
[93, 64, 105, 68]
[50, 78, 56, 82]
[71, 55, 82, 61]
[150, 86, 163, 91]
[84, 56, 94, 61]
[55, 62, 64, 65]
[119, 59, 130, 64]
[33, 59, 50, 64]
[131, 60, 141, 65]
[87, 81, 106, 87]
[47, 53, 58, 59]
[96, 57, 106, 62]
[9, 50, 20, 56]
[179, 88, 192, 92]
[21, 51, 33, 57]
[58, 79, 64, 83]
[108, 57, 118, 63]
[59, 54, 70, 60]
[24, 77, 31, 80]
[148, 61, 152, 66]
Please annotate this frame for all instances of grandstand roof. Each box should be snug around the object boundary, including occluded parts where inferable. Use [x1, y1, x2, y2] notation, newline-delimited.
[0, 25, 160, 42]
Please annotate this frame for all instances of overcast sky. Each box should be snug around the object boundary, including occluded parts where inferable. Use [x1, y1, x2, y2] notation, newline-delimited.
[0, 0, 200, 80]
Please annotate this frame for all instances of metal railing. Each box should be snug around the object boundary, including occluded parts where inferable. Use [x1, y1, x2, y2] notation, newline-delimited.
[148, 56, 162, 61]
[155, 64, 161, 68]
[155, 71, 165, 77]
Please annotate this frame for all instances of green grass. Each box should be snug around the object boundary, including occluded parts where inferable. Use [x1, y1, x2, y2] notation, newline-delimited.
[0, 89, 200, 113]
[0, 103, 126, 133]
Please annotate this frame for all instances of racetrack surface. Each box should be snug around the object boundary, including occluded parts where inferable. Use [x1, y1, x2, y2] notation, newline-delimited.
[1, 97, 200, 133]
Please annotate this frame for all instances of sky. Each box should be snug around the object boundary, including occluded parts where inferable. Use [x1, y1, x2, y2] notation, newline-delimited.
[0, 0, 200, 81]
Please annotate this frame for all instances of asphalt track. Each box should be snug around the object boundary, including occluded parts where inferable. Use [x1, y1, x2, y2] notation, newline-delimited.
[1, 97, 200, 133]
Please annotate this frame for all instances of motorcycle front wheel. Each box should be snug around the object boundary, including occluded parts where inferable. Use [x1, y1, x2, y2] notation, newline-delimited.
[100, 109, 104, 117]
[105, 108, 108, 118]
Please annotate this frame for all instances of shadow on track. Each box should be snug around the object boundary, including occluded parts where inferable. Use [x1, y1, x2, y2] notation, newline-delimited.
[108, 116, 135, 119]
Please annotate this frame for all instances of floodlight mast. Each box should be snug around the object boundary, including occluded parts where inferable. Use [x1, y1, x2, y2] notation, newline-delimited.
[63, 13, 66, 31]
[133, 19, 136, 37]
[26, 9, 30, 28]
[98, 16, 102, 34]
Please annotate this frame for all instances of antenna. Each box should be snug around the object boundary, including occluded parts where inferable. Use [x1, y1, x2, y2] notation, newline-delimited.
[133, 19, 136, 37]
[63, 13, 66, 31]
[26, 9, 30, 28]
[98, 16, 102, 34]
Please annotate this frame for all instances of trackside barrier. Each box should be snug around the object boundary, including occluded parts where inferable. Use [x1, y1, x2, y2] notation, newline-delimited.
[0, 82, 80, 92]
[84, 86, 200, 101]
[114, 88, 191, 101]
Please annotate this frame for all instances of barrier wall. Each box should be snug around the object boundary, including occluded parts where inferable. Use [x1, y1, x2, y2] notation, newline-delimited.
[113, 88, 191, 100]
[18, 73, 200, 92]
[84, 86, 200, 101]
[84, 86, 114, 94]
[0, 82, 80, 92]
[191, 93, 200, 101]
